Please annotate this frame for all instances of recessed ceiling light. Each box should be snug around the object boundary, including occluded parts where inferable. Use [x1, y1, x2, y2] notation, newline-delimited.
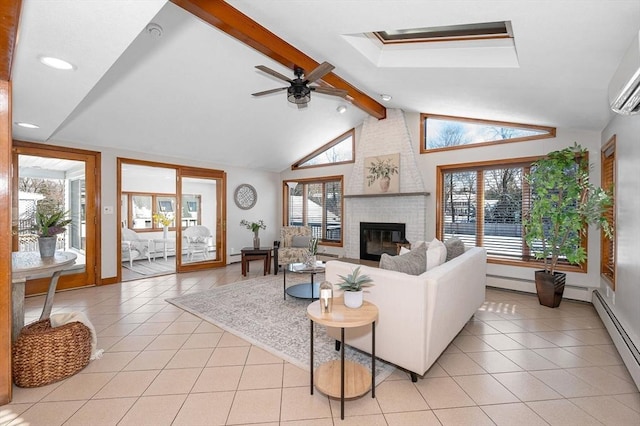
[380, 94, 392, 102]
[336, 105, 347, 114]
[15, 122, 40, 129]
[38, 56, 75, 70]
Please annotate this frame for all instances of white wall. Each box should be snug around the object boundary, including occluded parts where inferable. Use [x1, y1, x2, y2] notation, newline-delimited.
[281, 110, 606, 300]
[600, 113, 640, 358]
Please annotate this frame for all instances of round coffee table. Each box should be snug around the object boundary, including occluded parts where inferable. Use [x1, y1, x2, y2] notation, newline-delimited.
[284, 261, 325, 300]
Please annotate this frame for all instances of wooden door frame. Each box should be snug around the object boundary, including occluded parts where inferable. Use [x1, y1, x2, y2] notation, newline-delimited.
[117, 158, 227, 280]
[177, 166, 227, 273]
[12, 141, 102, 294]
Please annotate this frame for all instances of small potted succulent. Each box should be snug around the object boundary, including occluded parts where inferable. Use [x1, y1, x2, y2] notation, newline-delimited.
[336, 266, 374, 308]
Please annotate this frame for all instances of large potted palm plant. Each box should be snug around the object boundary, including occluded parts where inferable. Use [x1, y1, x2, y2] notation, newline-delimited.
[523, 143, 612, 307]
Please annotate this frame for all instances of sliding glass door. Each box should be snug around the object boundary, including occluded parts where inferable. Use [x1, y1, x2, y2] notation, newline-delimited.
[118, 159, 226, 280]
[177, 168, 226, 272]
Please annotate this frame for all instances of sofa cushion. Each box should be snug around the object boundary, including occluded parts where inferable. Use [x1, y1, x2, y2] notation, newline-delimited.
[379, 242, 426, 275]
[399, 240, 428, 255]
[444, 238, 466, 261]
[291, 235, 310, 248]
[426, 238, 447, 270]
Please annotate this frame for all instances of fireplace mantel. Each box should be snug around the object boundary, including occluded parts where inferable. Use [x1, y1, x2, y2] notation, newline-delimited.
[344, 192, 430, 199]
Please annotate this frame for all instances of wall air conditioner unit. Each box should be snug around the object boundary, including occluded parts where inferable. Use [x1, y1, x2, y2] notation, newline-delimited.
[609, 30, 640, 115]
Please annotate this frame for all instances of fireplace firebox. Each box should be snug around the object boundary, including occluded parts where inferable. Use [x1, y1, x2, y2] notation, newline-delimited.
[360, 222, 407, 261]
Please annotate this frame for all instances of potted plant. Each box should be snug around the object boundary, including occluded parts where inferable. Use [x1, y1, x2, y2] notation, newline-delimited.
[153, 211, 173, 239]
[240, 219, 266, 249]
[523, 143, 612, 307]
[336, 266, 374, 308]
[32, 203, 72, 258]
[366, 157, 399, 192]
[305, 236, 319, 267]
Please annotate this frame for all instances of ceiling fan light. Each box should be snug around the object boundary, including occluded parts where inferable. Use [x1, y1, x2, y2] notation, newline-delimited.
[287, 85, 311, 104]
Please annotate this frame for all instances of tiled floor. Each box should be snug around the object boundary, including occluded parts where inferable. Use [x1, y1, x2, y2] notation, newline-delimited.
[2, 263, 639, 425]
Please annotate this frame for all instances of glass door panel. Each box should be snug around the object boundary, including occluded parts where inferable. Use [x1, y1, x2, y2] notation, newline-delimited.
[12, 144, 98, 293]
[178, 170, 226, 271]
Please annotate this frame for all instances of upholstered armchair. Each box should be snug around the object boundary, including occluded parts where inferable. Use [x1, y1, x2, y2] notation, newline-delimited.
[121, 228, 152, 268]
[274, 226, 312, 274]
[183, 225, 212, 260]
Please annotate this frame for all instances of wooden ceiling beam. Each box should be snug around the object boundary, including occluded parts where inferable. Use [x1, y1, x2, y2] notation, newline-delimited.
[170, 0, 386, 120]
[0, 0, 22, 81]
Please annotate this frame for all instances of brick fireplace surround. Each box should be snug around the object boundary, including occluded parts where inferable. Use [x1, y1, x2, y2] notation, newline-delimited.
[344, 109, 428, 259]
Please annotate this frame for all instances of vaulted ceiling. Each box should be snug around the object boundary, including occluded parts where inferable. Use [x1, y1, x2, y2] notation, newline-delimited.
[10, 0, 640, 172]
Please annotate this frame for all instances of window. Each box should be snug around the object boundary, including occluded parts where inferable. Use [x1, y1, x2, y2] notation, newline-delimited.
[292, 129, 355, 169]
[436, 156, 586, 271]
[601, 136, 616, 288]
[123, 192, 177, 231]
[421, 114, 556, 153]
[373, 21, 511, 44]
[283, 176, 343, 245]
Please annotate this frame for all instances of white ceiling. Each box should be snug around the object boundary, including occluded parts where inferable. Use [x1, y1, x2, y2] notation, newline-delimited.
[10, 0, 640, 172]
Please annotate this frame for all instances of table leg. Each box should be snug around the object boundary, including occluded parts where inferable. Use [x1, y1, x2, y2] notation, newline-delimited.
[341, 327, 345, 420]
[241, 254, 247, 277]
[11, 278, 26, 342]
[283, 267, 287, 300]
[310, 319, 314, 395]
[310, 273, 315, 300]
[372, 321, 376, 398]
[40, 270, 63, 321]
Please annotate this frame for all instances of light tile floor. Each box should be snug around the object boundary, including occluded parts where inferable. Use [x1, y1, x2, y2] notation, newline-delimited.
[2, 263, 639, 425]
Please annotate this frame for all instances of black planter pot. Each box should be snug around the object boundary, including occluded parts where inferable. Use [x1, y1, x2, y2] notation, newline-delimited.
[535, 270, 566, 308]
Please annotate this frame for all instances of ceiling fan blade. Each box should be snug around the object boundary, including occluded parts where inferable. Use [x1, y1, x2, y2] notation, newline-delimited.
[304, 61, 334, 83]
[297, 102, 308, 110]
[252, 87, 288, 97]
[311, 86, 348, 98]
[255, 65, 292, 83]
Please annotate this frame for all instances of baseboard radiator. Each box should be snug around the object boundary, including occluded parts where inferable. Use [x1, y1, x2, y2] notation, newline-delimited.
[592, 290, 640, 390]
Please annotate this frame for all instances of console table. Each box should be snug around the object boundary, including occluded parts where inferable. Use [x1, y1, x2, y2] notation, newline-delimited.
[307, 297, 378, 420]
[11, 251, 77, 341]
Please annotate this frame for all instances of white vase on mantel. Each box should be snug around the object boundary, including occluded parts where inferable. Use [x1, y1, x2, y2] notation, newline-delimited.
[343, 290, 363, 309]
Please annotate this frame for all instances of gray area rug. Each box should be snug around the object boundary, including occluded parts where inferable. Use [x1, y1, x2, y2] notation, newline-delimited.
[166, 274, 396, 385]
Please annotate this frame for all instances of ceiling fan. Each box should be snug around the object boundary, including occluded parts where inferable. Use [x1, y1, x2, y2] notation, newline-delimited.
[252, 61, 348, 109]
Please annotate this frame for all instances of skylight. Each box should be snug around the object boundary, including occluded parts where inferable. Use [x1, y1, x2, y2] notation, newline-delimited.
[372, 21, 511, 44]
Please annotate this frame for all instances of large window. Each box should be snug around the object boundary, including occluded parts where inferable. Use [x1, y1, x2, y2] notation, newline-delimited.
[421, 114, 556, 153]
[601, 136, 616, 288]
[437, 156, 586, 271]
[292, 129, 355, 169]
[283, 176, 343, 245]
[122, 192, 177, 231]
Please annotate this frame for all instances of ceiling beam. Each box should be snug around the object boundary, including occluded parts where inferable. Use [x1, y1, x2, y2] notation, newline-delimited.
[0, 0, 21, 81]
[170, 0, 386, 120]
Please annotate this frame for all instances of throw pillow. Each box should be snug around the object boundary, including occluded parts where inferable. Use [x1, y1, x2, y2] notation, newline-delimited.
[444, 238, 466, 261]
[426, 238, 447, 270]
[399, 240, 428, 255]
[379, 242, 427, 275]
[291, 235, 310, 248]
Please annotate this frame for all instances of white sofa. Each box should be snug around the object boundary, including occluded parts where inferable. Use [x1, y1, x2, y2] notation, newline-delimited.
[324, 246, 487, 381]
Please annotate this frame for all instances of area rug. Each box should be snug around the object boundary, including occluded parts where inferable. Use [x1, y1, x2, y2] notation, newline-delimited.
[122, 258, 176, 276]
[166, 274, 396, 385]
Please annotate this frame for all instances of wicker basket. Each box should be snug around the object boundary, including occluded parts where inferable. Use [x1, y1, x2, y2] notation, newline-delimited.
[12, 319, 92, 388]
